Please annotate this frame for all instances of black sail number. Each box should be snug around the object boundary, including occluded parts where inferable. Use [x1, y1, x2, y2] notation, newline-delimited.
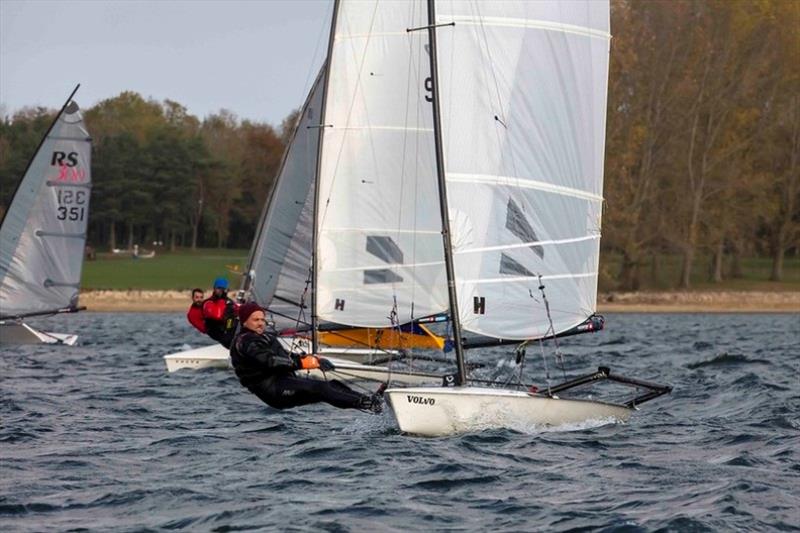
[425, 77, 433, 102]
[57, 206, 85, 221]
[55, 189, 87, 221]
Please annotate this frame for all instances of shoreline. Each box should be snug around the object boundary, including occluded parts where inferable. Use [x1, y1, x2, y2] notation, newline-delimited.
[77, 290, 800, 314]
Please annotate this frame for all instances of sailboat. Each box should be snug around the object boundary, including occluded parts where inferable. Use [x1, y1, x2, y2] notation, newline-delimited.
[0, 86, 92, 346]
[293, 0, 671, 435]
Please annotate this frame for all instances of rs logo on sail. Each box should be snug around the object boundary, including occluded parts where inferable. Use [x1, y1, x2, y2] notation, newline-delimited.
[407, 395, 435, 406]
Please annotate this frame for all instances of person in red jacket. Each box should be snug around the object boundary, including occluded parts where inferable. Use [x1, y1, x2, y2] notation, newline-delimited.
[187, 288, 206, 334]
[202, 276, 239, 348]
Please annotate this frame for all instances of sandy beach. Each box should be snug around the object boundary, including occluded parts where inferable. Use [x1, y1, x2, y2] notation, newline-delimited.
[78, 290, 800, 314]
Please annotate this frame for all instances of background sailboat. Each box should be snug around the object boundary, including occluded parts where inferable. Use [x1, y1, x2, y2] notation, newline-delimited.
[0, 86, 92, 346]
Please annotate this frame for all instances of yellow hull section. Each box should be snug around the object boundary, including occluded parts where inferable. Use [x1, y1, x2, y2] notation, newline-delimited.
[319, 324, 443, 351]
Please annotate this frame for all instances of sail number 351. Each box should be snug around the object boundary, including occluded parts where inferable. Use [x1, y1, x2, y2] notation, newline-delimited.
[56, 189, 87, 221]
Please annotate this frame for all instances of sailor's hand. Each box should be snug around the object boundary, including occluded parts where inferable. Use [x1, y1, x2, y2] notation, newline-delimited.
[318, 357, 335, 372]
[299, 355, 320, 370]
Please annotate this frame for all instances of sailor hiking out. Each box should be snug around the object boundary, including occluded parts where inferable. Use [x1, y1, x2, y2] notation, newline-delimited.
[230, 303, 382, 413]
[202, 277, 238, 348]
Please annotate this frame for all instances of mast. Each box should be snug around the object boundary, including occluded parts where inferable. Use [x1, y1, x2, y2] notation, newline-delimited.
[311, 0, 340, 355]
[426, 0, 467, 385]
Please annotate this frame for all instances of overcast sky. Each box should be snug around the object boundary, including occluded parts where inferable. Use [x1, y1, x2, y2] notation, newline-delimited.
[0, 0, 332, 125]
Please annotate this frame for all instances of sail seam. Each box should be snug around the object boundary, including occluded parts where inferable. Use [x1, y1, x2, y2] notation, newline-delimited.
[323, 259, 443, 273]
[455, 235, 599, 255]
[446, 173, 603, 202]
[46, 181, 91, 188]
[335, 31, 412, 40]
[321, 227, 440, 234]
[463, 272, 597, 284]
[334, 126, 434, 132]
[439, 15, 610, 40]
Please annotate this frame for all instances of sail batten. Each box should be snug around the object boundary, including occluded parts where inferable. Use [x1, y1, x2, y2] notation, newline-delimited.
[440, 15, 611, 40]
[446, 173, 604, 201]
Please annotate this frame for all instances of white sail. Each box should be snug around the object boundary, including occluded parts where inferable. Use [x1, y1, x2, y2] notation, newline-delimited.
[316, 0, 448, 328]
[435, 0, 610, 339]
[0, 101, 92, 318]
[246, 68, 325, 331]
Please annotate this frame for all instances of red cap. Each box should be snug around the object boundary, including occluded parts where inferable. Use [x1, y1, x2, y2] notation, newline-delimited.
[238, 302, 263, 324]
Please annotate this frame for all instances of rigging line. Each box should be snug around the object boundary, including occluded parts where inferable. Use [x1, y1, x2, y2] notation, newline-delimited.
[474, 0, 522, 196]
[538, 274, 567, 383]
[318, 0, 380, 230]
[387, 0, 417, 319]
[301, 0, 334, 100]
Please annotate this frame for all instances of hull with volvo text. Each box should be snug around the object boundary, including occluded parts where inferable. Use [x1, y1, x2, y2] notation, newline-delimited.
[385, 386, 632, 437]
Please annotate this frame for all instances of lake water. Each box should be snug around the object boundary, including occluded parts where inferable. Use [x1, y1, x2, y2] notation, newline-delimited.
[1, 312, 798, 531]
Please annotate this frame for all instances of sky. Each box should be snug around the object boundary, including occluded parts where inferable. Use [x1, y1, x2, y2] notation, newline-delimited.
[0, 0, 332, 125]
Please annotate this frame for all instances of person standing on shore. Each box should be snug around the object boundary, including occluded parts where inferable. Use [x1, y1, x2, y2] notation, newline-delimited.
[187, 288, 206, 334]
[230, 302, 382, 413]
[202, 277, 238, 348]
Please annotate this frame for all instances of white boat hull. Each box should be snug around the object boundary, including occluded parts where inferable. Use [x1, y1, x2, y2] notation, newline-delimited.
[0, 321, 78, 346]
[163, 343, 441, 386]
[163, 344, 231, 372]
[385, 386, 632, 437]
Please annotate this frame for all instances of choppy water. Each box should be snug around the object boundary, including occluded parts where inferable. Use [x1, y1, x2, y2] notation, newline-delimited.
[1, 312, 798, 531]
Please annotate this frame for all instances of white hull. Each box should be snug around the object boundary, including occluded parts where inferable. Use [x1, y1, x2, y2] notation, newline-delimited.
[163, 343, 441, 386]
[0, 321, 78, 346]
[385, 386, 632, 437]
[163, 344, 231, 372]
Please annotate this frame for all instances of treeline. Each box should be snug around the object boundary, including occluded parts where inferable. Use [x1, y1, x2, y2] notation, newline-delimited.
[0, 92, 294, 250]
[0, 0, 797, 288]
[604, 0, 798, 287]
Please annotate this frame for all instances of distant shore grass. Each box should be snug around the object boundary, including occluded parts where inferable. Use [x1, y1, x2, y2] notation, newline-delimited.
[81, 248, 799, 292]
[81, 248, 248, 290]
[599, 254, 800, 292]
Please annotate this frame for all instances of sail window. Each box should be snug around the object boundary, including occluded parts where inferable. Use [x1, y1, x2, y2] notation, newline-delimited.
[499, 253, 534, 277]
[364, 269, 403, 285]
[366, 235, 403, 264]
[505, 198, 544, 259]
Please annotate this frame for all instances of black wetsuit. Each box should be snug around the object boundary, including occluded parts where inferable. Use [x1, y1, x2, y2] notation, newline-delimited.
[229, 329, 370, 410]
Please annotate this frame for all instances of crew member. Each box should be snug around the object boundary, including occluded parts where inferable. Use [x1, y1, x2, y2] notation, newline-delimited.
[202, 276, 238, 348]
[230, 302, 382, 413]
[187, 288, 206, 334]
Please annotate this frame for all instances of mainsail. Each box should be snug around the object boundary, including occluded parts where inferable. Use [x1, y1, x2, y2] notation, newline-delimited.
[244, 68, 325, 331]
[435, 1, 611, 339]
[244, 61, 446, 351]
[0, 93, 92, 318]
[315, 0, 448, 328]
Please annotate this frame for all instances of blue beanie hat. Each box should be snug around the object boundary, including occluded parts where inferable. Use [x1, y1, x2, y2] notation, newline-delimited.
[212, 276, 229, 289]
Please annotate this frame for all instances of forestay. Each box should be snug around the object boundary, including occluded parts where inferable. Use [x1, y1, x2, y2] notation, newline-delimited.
[245, 68, 325, 331]
[0, 101, 92, 318]
[316, 0, 448, 328]
[435, 0, 610, 339]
